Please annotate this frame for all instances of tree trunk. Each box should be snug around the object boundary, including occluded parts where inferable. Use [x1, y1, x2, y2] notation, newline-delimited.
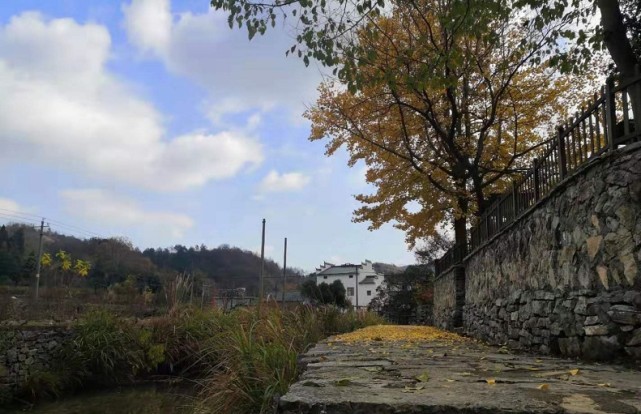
[453, 196, 468, 328]
[597, 0, 641, 122]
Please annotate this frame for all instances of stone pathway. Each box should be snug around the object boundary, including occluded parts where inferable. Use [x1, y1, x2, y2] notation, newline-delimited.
[279, 326, 641, 413]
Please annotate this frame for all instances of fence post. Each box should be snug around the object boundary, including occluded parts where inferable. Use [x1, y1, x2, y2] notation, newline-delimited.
[557, 126, 567, 179]
[533, 158, 541, 201]
[604, 77, 616, 149]
[511, 181, 518, 219]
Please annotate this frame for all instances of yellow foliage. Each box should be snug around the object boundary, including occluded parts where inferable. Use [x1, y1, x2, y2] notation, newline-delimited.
[332, 325, 466, 344]
[304, 0, 594, 246]
[56, 250, 72, 271]
[40, 252, 52, 267]
[73, 259, 91, 277]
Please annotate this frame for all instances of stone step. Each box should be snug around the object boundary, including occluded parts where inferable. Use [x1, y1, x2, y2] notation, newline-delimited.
[279, 326, 641, 414]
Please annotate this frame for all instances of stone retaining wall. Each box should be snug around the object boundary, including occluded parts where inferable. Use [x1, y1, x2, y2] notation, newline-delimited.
[0, 326, 71, 398]
[434, 268, 458, 330]
[460, 144, 641, 360]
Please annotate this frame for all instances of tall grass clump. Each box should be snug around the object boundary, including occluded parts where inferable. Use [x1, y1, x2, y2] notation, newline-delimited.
[146, 306, 231, 375]
[194, 304, 384, 414]
[58, 310, 165, 387]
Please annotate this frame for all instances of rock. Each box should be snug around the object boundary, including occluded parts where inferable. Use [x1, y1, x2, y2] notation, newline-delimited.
[508, 289, 522, 304]
[615, 205, 635, 230]
[608, 305, 641, 325]
[584, 316, 600, 326]
[623, 291, 641, 308]
[574, 297, 589, 315]
[534, 291, 555, 301]
[624, 347, 641, 359]
[558, 337, 581, 357]
[586, 236, 602, 260]
[605, 216, 619, 232]
[532, 301, 552, 316]
[584, 325, 609, 336]
[620, 253, 638, 286]
[508, 327, 520, 340]
[582, 335, 621, 361]
[536, 318, 550, 328]
[627, 329, 641, 347]
[596, 265, 609, 289]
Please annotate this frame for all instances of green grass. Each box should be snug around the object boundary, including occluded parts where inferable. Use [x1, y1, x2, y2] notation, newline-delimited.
[5, 304, 384, 412]
[193, 304, 384, 414]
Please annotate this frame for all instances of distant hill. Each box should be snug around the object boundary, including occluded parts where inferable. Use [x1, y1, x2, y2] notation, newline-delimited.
[373, 262, 408, 275]
[0, 222, 302, 296]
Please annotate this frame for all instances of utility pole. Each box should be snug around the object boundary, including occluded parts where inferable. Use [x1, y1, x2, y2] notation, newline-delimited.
[34, 219, 47, 301]
[281, 237, 287, 305]
[259, 218, 266, 302]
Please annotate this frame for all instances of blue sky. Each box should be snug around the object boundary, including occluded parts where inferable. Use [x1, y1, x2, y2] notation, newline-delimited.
[0, 0, 416, 272]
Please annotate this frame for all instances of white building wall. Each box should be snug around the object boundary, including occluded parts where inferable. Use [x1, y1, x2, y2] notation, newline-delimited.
[314, 261, 383, 309]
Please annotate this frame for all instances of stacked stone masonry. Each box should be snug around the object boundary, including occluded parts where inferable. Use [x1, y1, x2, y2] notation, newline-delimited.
[435, 143, 641, 361]
[433, 268, 458, 330]
[0, 326, 71, 396]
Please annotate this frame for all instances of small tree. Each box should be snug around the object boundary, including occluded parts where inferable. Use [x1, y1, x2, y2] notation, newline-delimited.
[369, 265, 433, 323]
[40, 250, 91, 294]
[300, 278, 349, 308]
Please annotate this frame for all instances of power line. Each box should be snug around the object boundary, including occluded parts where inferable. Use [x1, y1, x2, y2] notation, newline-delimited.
[0, 212, 41, 225]
[0, 208, 101, 239]
[0, 207, 43, 221]
[46, 219, 101, 238]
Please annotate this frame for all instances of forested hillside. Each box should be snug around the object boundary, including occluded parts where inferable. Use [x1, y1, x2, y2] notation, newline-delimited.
[0, 222, 303, 296]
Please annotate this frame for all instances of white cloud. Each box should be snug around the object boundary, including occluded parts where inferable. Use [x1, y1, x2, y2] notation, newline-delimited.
[0, 198, 22, 213]
[260, 170, 311, 192]
[0, 12, 263, 191]
[60, 189, 193, 238]
[122, 0, 322, 119]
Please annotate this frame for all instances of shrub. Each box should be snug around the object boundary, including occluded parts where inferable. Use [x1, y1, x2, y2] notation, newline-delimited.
[60, 310, 163, 386]
[194, 304, 383, 414]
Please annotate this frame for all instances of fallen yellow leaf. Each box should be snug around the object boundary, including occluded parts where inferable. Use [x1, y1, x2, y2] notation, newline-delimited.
[416, 371, 430, 382]
[569, 369, 580, 376]
[332, 325, 468, 344]
[537, 384, 550, 390]
[486, 378, 496, 385]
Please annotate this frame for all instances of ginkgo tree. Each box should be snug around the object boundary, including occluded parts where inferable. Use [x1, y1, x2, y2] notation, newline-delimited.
[41, 250, 91, 293]
[211, 0, 640, 115]
[304, 0, 577, 249]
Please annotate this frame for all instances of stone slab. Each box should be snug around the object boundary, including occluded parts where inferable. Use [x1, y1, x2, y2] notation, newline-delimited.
[280, 326, 641, 414]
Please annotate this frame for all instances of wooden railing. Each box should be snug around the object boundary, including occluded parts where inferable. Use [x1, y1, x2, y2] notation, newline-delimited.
[435, 69, 641, 277]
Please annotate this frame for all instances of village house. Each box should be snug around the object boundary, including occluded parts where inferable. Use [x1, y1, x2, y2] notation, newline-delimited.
[312, 260, 384, 309]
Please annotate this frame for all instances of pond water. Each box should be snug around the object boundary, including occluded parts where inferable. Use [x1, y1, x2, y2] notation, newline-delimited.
[1, 384, 194, 414]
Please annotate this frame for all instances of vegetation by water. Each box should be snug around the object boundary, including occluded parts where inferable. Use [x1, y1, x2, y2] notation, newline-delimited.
[4, 305, 384, 414]
[1, 385, 192, 414]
